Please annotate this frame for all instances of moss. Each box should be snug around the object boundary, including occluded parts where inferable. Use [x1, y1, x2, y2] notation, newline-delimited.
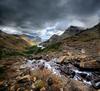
[34, 80, 46, 89]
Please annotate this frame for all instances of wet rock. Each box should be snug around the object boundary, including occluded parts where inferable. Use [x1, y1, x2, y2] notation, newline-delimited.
[38, 63, 45, 70]
[0, 81, 8, 91]
[91, 78, 100, 89]
[17, 78, 29, 84]
[33, 56, 43, 60]
[60, 66, 75, 78]
[47, 77, 53, 86]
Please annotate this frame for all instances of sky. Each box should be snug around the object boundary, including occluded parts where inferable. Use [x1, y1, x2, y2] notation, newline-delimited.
[0, 0, 100, 41]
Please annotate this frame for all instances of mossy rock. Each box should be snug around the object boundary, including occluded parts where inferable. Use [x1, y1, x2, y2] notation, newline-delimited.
[34, 80, 46, 89]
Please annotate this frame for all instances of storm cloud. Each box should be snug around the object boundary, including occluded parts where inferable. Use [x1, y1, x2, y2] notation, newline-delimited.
[0, 0, 100, 40]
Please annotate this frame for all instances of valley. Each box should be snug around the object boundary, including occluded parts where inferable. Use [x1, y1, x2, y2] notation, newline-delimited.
[0, 23, 100, 91]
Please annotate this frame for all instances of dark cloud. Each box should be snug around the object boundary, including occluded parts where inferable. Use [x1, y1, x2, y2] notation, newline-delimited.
[0, 0, 100, 39]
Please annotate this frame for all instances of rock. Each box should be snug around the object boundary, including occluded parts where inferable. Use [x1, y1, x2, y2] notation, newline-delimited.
[0, 81, 8, 91]
[64, 80, 96, 91]
[17, 78, 29, 84]
[34, 80, 46, 90]
[47, 77, 53, 86]
[33, 56, 43, 60]
[80, 60, 100, 69]
[60, 66, 75, 78]
[40, 87, 46, 91]
[32, 83, 35, 89]
[57, 56, 66, 64]
[91, 78, 100, 89]
[49, 85, 60, 91]
[18, 75, 31, 81]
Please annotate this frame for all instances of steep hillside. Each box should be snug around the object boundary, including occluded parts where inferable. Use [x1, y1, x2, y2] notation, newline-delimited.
[42, 26, 84, 47]
[0, 30, 32, 58]
[40, 23, 100, 59]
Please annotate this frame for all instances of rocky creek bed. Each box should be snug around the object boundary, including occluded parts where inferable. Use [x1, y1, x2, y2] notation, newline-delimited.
[0, 58, 100, 91]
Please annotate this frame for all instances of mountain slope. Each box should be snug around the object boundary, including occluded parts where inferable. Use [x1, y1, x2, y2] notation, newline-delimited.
[0, 30, 33, 58]
[40, 23, 100, 59]
[42, 26, 84, 47]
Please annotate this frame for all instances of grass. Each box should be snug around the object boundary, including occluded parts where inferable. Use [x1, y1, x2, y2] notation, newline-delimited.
[24, 42, 61, 55]
[24, 45, 43, 55]
[0, 48, 26, 59]
[42, 42, 61, 52]
[31, 68, 63, 90]
[0, 42, 61, 59]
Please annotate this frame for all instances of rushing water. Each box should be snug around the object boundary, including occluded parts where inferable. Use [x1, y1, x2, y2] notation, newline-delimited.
[20, 58, 100, 89]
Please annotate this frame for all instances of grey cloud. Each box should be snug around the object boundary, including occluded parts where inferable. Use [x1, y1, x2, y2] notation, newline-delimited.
[0, 0, 100, 31]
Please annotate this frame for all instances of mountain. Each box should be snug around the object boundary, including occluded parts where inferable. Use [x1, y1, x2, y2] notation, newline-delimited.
[25, 34, 41, 43]
[61, 26, 84, 39]
[41, 34, 60, 46]
[41, 26, 84, 47]
[41, 23, 100, 59]
[20, 34, 41, 46]
[0, 30, 32, 50]
[0, 30, 33, 58]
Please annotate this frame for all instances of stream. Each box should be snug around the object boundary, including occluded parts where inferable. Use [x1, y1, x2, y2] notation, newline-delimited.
[20, 58, 100, 89]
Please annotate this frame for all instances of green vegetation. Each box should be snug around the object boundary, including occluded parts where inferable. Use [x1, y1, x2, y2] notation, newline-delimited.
[0, 48, 25, 59]
[24, 42, 61, 55]
[24, 45, 43, 55]
[0, 41, 61, 59]
[42, 42, 61, 52]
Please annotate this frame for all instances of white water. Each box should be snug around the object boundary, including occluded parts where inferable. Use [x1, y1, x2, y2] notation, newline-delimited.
[20, 58, 95, 86]
[20, 58, 61, 76]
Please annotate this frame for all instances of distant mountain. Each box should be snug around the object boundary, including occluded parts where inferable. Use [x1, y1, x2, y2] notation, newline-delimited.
[41, 26, 84, 46]
[41, 34, 60, 46]
[20, 34, 41, 45]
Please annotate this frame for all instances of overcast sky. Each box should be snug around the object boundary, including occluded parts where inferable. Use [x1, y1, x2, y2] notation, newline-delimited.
[0, 0, 100, 40]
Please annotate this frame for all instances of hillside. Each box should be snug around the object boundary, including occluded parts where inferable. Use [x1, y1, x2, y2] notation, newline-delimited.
[0, 30, 33, 58]
[41, 26, 84, 47]
[40, 23, 100, 60]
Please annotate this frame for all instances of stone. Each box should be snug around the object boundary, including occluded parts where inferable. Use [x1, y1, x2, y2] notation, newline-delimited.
[64, 80, 96, 91]
[57, 56, 66, 64]
[47, 77, 53, 86]
[91, 78, 100, 89]
[34, 80, 46, 90]
[80, 60, 100, 69]
[40, 87, 46, 91]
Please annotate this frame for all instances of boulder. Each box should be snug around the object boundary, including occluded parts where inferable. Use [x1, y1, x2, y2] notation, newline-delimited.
[34, 80, 46, 90]
[57, 56, 66, 64]
[64, 80, 96, 91]
[80, 60, 100, 69]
